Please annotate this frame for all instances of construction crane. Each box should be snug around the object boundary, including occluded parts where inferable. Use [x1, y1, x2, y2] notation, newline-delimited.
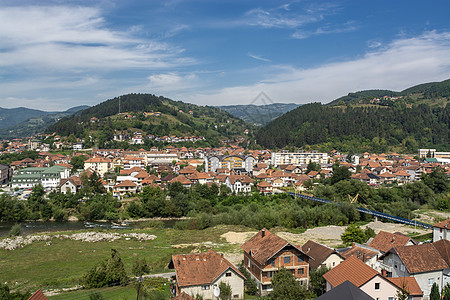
[348, 194, 359, 204]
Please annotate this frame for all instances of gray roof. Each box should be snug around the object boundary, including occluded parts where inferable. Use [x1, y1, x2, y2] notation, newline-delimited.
[315, 281, 374, 300]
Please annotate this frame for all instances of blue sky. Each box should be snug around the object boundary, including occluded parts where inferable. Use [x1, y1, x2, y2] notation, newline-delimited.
[0, 0, 449, 111]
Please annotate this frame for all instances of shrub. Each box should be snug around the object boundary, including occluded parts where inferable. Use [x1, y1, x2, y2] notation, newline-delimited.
[9, 223, 22, 237]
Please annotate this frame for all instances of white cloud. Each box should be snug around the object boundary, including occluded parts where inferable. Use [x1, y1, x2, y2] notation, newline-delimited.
[248, 53, 271, 63]
[185, 31, 450, 106]
[292, 21, 358, 39]
[0, 5, 194, 71]
[146, 72, 200, 94]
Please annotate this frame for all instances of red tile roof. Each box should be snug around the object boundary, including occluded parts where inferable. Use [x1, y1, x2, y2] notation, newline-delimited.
[388, 277, 423, 296]
[340, 244, 379, 263]
[301, 240, 339, 269]
[433, 218, 450, 229]
[170, 249, 244, 287]
[241, 228, 303, 265]
[323, 256, 378, 288]
[28, 289, 48, 300]
[432, 239, 450, 266]
[368, 230, 415, 253]
[388, 243, 449, 273]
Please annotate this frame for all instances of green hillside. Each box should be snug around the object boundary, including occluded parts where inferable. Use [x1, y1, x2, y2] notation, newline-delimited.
[0, 106, 89, 139]
[218, 103, 300, 126]
[256, 79, 450, 153]
[47, 94, 252, 148]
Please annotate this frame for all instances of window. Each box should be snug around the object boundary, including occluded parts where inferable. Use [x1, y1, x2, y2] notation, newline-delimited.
[298, 268, 304, 275]
[400, 265, 405, 272]
[388, 298, 394, 300]
[201, 285, 210, 290]
[271, 260, 275, 267]
[284, 256, 291, 264]
[297, 256, 303, 263]
[226, 272, 232, 277]
[428, 278, 434, 285]
[375, 283, 380, 290]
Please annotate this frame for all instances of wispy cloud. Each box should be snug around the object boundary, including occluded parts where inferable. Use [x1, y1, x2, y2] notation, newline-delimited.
[243, 2, 339, 29]
[248, 53, 271, 63]
[186, 31, 450, 105]
[292, 21, 358, 39]
[0, 5, 194, 71]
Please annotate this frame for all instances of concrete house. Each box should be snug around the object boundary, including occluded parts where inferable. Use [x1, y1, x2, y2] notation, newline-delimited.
[380, 243, 449, 299]
[323, 256, 422, 300]
[368, 230, 417, 253]
[241, 228, 310, 295]
[433, 218, 450, 242]
[168, 249, 245, 299]
[301, 240, 344, 270]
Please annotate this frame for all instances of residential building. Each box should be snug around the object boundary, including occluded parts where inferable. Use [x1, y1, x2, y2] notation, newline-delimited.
[11, 166, 70, 189]
[84, 157, 112, 176]
[271, 151, 328, 167]
[368, 231, 417, 253]
[205, 155, 255, 175]
[241, 228, 310, 295]
[316, 280, 374, 300]
[380, 243, 449, 298]
[433, 218, 450, 242]
[0, 164, 12, 185]
[168, 249, 245, 299]
[225, 174, 254, 193]
[301, 240, 344, 270]
[323, 256, 407, 300]
[59, 175, 82, 194]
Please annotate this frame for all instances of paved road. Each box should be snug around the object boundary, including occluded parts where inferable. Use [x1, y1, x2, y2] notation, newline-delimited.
[142, 272, 175, 279]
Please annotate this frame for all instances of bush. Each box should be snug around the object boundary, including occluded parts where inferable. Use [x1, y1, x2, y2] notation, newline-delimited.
[84, 249, 128, 288]
[9, 223, 22, 237]
[132, 257, 150, 276]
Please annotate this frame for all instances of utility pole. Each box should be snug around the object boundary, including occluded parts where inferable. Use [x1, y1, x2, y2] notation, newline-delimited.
[136, 276, 143, 300]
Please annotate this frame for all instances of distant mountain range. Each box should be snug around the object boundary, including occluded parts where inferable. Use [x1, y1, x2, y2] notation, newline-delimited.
[0, 106, 89, 139]
[218, 103, 300, 126]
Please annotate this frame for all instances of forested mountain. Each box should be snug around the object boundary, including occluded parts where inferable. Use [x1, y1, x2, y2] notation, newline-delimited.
[47, 94, 252, 148]
[327, 79, 450, 106]
[256, 79, 450, 153]
[218, 103, 300, 126]
[0, 106, 89, 139]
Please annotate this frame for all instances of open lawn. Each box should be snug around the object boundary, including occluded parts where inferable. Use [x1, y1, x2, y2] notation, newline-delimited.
[48, 285, 137, 300]
[0, 226, 248, 294]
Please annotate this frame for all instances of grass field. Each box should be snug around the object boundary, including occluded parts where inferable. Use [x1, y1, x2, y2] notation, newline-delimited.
[0, 225, 249, 295]
[48, 285, 137, 300]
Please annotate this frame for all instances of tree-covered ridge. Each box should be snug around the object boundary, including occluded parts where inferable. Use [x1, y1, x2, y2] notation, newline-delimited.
[256, 102, 450, 152]
[47, 93, 252, 148]
[327, 78, 450, 106]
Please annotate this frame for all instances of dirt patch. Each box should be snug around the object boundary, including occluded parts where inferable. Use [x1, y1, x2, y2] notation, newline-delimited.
[219, 220, 431, 250]
[220, 231, 257, 244]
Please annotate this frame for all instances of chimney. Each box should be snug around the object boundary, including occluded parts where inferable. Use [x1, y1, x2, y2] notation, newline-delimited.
[381, 269, 387, 277]
[261, 229, 265, 238]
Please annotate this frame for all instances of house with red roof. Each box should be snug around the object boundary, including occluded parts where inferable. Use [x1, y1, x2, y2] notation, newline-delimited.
[168, 249, 245, 299]
[323, 256, 421, 300]
[241, 228, 310, 295]
[433, 218, 450, 242]
[380, 243, 449, 298]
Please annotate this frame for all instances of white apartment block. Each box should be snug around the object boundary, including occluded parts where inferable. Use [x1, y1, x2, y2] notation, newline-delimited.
[271, 151, 328, 167]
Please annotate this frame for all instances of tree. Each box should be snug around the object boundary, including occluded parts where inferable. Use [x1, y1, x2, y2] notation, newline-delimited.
[84, 249, 128, 288]
[132, 257, 150, 276]
[238, 264, 258, 295]
[270, 268, 307, 300]
[341, 224, 366, 246]
[219, 281, 232, 300]
[9, 223, 22, 237]
[306, 162, 321, 173]
[430, 282, 440, 300]
[330, 166, 351, 184]
[70, 155, 88, 173]
[309, 266, 330, 296]
[443, 283, 450, 300]
[394, 279, 410, 300]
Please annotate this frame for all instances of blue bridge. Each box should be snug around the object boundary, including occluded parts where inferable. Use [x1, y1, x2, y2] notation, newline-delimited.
[287, 192, 433, 229]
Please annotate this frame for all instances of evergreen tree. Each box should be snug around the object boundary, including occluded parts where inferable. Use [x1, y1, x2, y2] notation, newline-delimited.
[270, 268, 307, 300]
[430, 282, 440, 300]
